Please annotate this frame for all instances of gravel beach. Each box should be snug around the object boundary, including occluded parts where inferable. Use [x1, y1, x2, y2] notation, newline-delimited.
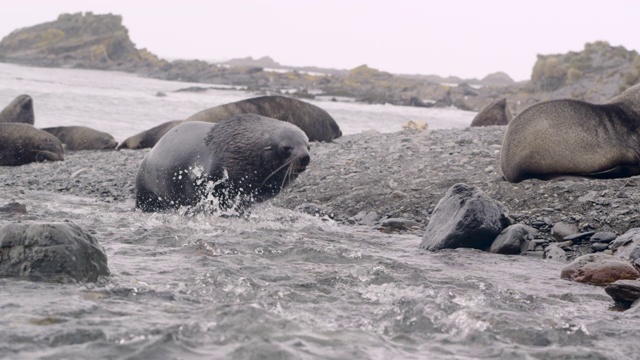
[2, 125, 640, 243]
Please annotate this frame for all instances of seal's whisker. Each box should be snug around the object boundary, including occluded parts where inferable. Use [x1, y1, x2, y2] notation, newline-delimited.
[261, 158, 294, 186]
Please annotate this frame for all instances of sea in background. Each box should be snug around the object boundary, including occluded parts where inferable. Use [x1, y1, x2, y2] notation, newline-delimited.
[1, 63, 638, 360]
[0, 62, 475, 142]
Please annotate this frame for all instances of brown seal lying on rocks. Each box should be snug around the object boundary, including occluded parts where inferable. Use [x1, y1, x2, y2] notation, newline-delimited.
[42, 126, 118, 150]
[117, 120, 182, 150]
[0, 123, 64, 166]
[135, 114, 310, 212]
[470, 98, 512, 127]
[501, 83, 640, 182]
[186, 95, 342, 142]
[0, 95, 34, 124]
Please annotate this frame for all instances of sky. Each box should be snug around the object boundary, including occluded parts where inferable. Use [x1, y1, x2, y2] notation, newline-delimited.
[0, 0, 638, 81]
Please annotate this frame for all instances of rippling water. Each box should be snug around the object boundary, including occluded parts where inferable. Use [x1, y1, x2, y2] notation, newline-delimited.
[1, 63, 639, 359]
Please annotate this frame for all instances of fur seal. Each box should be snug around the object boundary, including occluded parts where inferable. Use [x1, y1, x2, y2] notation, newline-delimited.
[135, 114, 310, 212]
[0, 95, 34, 125]
[117, 120, 182, 150]
[501, 83, 640, 182]
[185, 95, 342, 142]
[470, 98, 513, 127]
[42, 126, 118, 150]
[0, 123, 64, 166]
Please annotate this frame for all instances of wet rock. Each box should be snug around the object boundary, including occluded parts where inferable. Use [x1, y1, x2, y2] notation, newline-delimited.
[489, 224, 537, 255]
[0, 221, 109, 283]
[611, 228, 640, 266]
[551, 222, 579, 241]
[545, 243, 567, 262]
[295, 203, 335, 219]
[354, 211, 379, 226]
[377, 218, 421, 232]
[0, 202, 27, 214]
[420, 183, 511, 251]
[604, 279, 640, 305]
[590, 232, 617, 243]
[560, 253, 640, 285]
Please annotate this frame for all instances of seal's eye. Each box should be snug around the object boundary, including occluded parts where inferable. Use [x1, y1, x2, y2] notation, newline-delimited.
[281, 146, 293, 156]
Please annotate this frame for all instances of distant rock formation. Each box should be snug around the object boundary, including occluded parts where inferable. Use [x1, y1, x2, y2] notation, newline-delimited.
[0, 12, 166, 71]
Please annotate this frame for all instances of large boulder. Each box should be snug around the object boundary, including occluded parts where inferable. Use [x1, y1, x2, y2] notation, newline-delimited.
[560, 253, 640, 285]
[0, 222, 109, 282]
[420, 183, 512, 251]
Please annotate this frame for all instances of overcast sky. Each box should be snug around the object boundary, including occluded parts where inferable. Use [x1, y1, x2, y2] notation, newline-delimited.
[0, 0, 638, 81]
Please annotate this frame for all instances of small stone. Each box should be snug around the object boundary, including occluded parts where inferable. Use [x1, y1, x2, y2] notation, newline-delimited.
[545, 243, 567, 262]
[591, 242, 609, 252]
[551, 222, 579, 241]
[563, 231, 596, 241]
[590, 232, 617, 243]
[0, 202, 27, 214]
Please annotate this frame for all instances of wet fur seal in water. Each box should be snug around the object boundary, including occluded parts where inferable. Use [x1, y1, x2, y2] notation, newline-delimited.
[41, 126, 118, 150]
[501, 83, 640, 182]
[0, 123, 64, 166]
[185, 95, 342, 142]
[117, 120, 182, 150]
[0, 95, 34, 125]
[470, 98, 512, 127]
[135, 114, 310, 212]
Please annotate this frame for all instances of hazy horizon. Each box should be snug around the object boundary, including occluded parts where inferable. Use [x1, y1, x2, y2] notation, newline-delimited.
[0, 0, 638, 81]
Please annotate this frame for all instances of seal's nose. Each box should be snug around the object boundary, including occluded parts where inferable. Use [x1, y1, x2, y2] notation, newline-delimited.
[298, 153, 310, 168]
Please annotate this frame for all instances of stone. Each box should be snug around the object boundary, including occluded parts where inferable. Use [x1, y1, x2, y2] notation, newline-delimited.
[605, 279, 640, 305]
[563, 231, 596, 242]
[489, 224, 537, 255]
[560, 253, 640, 285]
[590, 232, 617, 243]
[420, 183, 511, 251]
[551, 222, 579, 241]
[591, 242, 609, 252]
[0, 202, 27, 214]
[0, 222, 109, 283]
[609, 228, 640, 251]
[611, 228, 640, 265]
[377, 218, 421, 232]
[545, 243, 567, 262]
[469, 98, 512, 127]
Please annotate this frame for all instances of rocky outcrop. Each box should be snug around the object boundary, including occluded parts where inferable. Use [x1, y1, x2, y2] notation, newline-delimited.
[0, 12, 166, 71]
[0, 221, 109, 282]
[560, 253, 640, 285]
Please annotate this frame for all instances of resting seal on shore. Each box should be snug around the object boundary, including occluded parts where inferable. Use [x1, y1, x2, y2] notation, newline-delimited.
[185, 95, 342, 142]
[41, 126, 117, 150]
[117, 120, 182, 150]
[135, 114, 310, 212]
[470, 98, 512, 127]
[501, 84, 640, 182]
[0, 123, 64, 166]
[0, 95, 34, 125]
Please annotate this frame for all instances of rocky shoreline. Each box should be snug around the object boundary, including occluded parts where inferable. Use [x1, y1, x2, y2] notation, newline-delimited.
[2, 124, 640, 307]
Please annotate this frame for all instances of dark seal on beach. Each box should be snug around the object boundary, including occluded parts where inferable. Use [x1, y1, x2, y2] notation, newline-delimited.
[470, 98, 512, 127]
[0, 123, 64, 166]
[0, 95, 34, 125]
[135, 114, 310, 212]
[42, 126, 118, 150]
[501, 84, 640, 182]
[117, 120, 182, 150]
[185, 95, 342, 142]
